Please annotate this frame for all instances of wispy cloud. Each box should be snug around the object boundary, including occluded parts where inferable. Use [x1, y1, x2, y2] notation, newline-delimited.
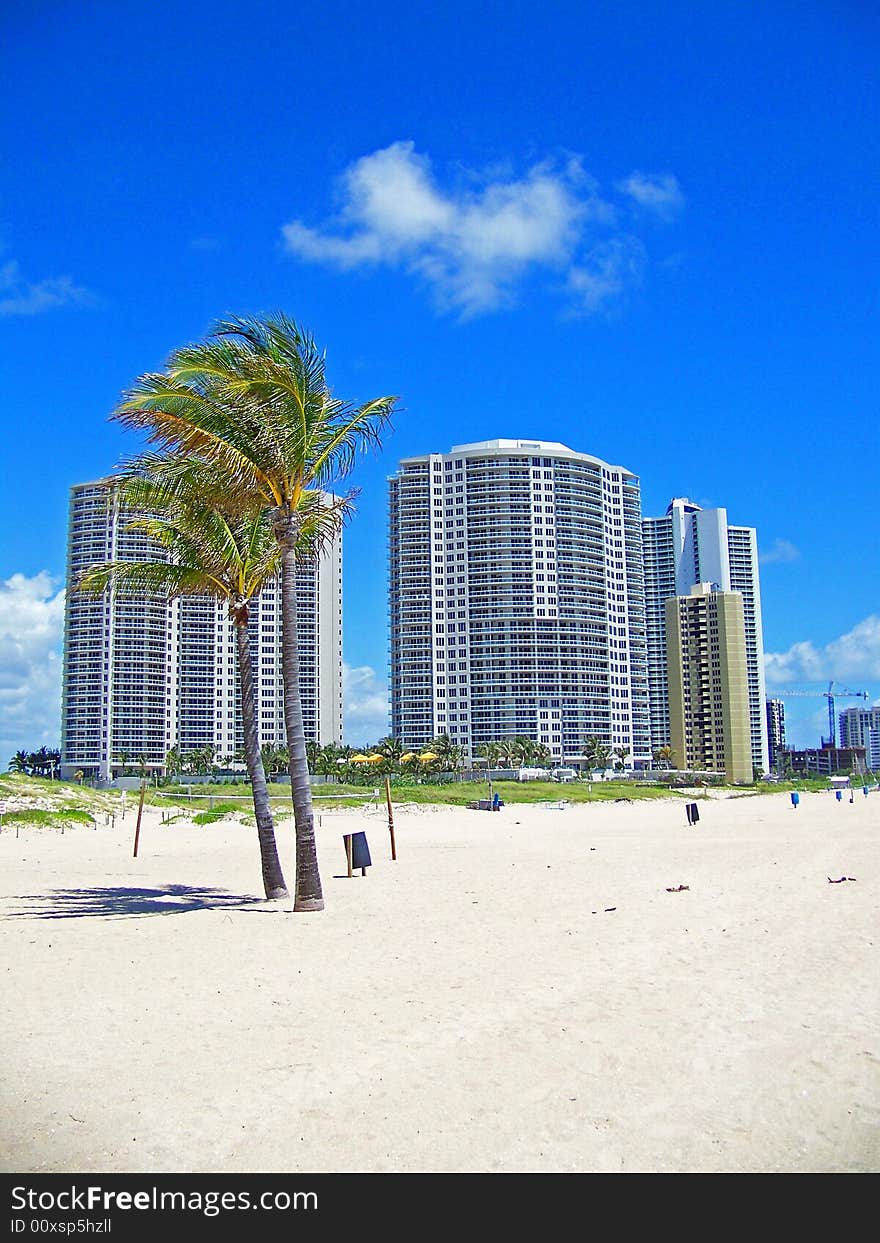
[759, 538, 800, 565]
[0, 259, 94, 317]
[567, 236, 646, 313]
[0, 571, 65, 764]
[616, 171, 685, 219]
[282, 142, 681, 317]
[764, 614, 880, 687]
[343, 662, 388, 745]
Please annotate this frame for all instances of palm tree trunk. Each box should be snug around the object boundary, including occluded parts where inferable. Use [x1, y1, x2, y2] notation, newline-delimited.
[275, 512, 324, 912]
[234, 613, 289, 900]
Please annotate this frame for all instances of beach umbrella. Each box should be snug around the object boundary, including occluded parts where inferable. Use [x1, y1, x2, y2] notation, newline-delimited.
[366, 754, 385, 765]
[419, 751, 438, 762]
[400, 753, 417, 763]
[350, 754, 371, 764]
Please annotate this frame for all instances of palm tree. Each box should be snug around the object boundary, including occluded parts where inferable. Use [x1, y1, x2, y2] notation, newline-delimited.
[652, 746, 676, 771]
[164, 746, 184, 780]
[532, 742, 553, 767]
[111, 314, 397, 912]
[316, 743, 342, 777]
[429, 733, 462, 772]
[479, 741, 503, 770]
[76, 471, 307, 901]
[496, 738, 520, 768]
[9, 750, 31, 774]
[374, 736, 402, 766]
[583, 736, 613, 775]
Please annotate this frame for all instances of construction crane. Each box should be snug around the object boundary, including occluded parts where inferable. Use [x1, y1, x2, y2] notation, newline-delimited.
[780, 681, 869, 748]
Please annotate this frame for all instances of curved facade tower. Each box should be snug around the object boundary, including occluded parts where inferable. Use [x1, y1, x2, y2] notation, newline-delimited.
[388, 440, 651, 767]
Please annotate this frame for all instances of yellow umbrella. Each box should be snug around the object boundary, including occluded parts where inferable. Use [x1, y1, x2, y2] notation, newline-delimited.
[367, 754, 385, 765]
[419, 751, 438, 762]
[400, 752, 417, 763]
[350, 754, 371, 763]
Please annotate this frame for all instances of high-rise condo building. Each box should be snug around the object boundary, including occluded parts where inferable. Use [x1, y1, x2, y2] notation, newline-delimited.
[666, 583, 753, 782]
[838, 705, 880, 769]
[766, 698, 786, 769]
[642, 498, 769, 773]
[388, 440, 651, 766]
[60, 478, 343, 781]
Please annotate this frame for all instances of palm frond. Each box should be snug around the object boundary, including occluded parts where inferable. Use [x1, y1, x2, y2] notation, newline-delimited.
[112, 313, 397, 527]
[76, 560, 213, 600]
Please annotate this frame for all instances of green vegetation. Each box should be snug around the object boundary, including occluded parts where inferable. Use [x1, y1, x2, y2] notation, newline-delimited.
[191, 806, 244, 825]
[7, 747, 61, 778]
[387, 779, 676, 806]
[1, 807, 94, 828]
[0, 773, 119, 813]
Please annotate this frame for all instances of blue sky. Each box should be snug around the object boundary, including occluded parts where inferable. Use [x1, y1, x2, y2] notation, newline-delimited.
[1, 0, 878, 758]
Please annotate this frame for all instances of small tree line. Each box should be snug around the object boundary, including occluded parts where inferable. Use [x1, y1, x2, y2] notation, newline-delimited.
[8, 747, 61, 778]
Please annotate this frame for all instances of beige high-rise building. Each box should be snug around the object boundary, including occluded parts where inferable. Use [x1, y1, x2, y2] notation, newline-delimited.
[665, 583, 752, 782]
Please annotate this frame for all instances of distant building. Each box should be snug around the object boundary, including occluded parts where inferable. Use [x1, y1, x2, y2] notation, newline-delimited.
[781, 744, 867, 777]
[665, 583, 753, 782]
[643, 498, 768, 773]
[838, 706, 880, 769]
[61, 478, 343, 781]
[766, 698, 786, 769]
[388, 439, 651, 765]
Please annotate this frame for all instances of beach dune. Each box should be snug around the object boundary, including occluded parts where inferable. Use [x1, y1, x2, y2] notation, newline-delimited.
[0, 789, 877, 1173]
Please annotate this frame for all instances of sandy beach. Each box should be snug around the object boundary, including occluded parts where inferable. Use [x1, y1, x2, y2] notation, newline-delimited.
[0, 789, 877, 1173]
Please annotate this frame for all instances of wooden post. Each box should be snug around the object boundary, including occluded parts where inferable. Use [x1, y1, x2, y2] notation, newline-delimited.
[133, 777, 146, 858]
[344, 833, 353, 878]
[385, 776, 397, 860]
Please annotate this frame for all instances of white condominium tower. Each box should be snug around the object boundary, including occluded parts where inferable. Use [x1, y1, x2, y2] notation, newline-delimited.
[642, 498, 769, 774]
[838, 706, 880, 769]
[766, 697, 786, 770]
[388, 440, 651, 766]
[61, 478, 343, 781]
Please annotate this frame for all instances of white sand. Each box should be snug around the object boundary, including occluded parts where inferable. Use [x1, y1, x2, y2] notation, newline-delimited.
[0, 789, 877, 1173]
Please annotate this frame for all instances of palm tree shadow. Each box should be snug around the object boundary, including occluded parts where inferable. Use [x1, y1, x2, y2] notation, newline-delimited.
[5, 884, 269, 920]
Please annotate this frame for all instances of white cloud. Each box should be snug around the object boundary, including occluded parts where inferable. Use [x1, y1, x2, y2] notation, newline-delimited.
[0, 259, 94, 316]
[0, 572, 65, 765]
[343, 662, 389, 745]
[617, 171, 685, 218]
[567, 236, 646, 312]
[764, 615, 880, 686]
[759, 538, 800, 565]
[282, 142, 679, 316]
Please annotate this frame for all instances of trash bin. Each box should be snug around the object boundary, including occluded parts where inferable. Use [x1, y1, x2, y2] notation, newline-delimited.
[790, 792, 799, 808]
[351, 831, 372, 870]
